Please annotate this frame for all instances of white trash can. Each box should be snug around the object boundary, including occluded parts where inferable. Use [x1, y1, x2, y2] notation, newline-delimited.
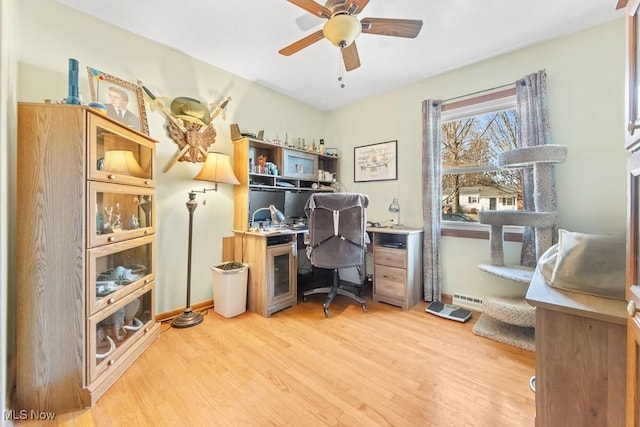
[211, 261, 249, 318]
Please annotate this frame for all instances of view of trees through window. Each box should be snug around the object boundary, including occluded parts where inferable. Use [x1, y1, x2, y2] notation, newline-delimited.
[441, 109, 522, 222]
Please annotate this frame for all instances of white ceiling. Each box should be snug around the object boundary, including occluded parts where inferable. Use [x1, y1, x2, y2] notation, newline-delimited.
[55, 0, 623, 111]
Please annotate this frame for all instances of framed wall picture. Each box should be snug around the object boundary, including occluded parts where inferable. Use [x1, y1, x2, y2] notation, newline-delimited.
[87, 67, 149, 135]
[354, 140, 398, 182]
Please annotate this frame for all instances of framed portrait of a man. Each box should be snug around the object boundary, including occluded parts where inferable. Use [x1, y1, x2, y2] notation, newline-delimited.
[87, 67, 149, 135]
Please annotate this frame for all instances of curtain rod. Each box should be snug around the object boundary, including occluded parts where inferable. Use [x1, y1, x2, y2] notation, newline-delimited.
[436, 80, 525, 106]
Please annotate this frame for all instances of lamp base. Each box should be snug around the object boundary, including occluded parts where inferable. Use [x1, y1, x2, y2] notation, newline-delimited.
[171, 308, 204, 328]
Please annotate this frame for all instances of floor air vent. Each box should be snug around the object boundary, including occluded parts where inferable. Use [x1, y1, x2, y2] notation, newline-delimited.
[452, 293, 484, 311]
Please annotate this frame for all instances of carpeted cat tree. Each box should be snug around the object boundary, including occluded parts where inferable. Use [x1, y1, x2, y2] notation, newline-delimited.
[472, 145, 566, 351]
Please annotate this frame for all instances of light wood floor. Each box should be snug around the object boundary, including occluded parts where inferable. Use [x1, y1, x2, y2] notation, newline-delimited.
[21, 293, 535, 426]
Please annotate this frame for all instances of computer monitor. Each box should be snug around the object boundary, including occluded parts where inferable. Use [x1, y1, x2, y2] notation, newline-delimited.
[284, 191, 313, 220]
[249, 189, 285, 222]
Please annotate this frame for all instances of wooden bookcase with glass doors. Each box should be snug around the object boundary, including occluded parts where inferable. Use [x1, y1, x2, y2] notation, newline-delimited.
[15, 103, 160, 411]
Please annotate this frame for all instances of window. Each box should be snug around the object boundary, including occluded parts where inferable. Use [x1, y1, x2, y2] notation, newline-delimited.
[440, 88, 522, 231]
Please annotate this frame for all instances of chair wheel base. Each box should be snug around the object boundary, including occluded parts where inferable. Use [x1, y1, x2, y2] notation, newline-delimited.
[323, 307, 329, 318]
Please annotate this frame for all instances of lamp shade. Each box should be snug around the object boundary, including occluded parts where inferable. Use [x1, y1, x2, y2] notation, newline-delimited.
[388, 197, 400, 213]
[103, 150, 144, 177]
[269, 205, 286, 224]
[193, 152, 240, 185]
[323, 14, 362, 47]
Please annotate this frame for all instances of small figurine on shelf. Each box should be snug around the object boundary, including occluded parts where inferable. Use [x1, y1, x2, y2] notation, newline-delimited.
[129, 214, 140, 229]
[103, 206, 113, 232]
[112, 203, 122, 231]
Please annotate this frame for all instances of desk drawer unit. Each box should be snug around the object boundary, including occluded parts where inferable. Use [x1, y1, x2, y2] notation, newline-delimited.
[374, 247, 410, 309]
[374, 247, 407, 269]
[369, 229, 423, 311]
[374, 264, 407, 299]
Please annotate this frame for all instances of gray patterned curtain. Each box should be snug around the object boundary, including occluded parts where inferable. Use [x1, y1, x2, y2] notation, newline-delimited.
[516, 70, 555, 267]
[422, 100, 442, 301]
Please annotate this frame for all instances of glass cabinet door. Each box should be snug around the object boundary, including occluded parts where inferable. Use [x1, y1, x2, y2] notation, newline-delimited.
[266, 243, 297, 309]
[87, 112, 155, 187]
[88, 181, 154, 248]
[628, 1, 640, 151]
[87, 285, 155, 384]
[87, 235, 155, 316]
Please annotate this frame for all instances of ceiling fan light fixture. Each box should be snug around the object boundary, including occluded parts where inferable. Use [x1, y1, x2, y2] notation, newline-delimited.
[323, 14, 362, 48]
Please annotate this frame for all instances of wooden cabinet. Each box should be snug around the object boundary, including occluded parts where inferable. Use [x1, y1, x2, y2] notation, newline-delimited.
[232, 137, 339, 230]
[626, 2, 640, 423]
[526, 269, 626, 427]
[16, 103, 160, 411]
[369, 227, 423, 310]
[234, 230, 298, 317]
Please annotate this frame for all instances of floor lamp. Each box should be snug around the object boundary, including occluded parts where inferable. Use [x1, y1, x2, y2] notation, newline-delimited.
[171, 152, 240, 328]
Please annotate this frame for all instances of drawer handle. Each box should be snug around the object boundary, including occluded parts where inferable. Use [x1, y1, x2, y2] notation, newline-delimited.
[108, 297, 115, 304]
[144, 278, 152, 284]
[144, 180, 151, 186]
[144, 327, 150, 333]
[108, 359, 116, 366]
[144, 229, 150, 235]
[383, 275, 395, 280]
[108, 174, 116, 180]
[107, 236, 115, 243]
[386, 256, 392, 261]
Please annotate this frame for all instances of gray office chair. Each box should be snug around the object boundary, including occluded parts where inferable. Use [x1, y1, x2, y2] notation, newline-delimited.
[302, 192, 369, 317]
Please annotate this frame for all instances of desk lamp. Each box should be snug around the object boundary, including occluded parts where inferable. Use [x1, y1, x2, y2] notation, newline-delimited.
[388, 197, 404, 229]
[251, 205, 286, 230]
[171, 152, 239, 328]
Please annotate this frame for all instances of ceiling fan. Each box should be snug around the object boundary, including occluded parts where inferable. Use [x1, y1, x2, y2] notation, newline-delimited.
[279, 0, 423, 72]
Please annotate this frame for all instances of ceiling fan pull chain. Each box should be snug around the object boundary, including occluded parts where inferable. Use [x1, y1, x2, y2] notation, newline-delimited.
[338, 50, 345, 89]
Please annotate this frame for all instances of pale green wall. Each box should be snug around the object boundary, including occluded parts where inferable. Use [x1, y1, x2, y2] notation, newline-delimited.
[327, 18, 626, 300]
[15, 0, 328, 315]
[1, 0, 17, 413]
[6, 0, 626, 363]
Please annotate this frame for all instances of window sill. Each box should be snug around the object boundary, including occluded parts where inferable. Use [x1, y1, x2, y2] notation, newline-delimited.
[441, 222, 523, 242]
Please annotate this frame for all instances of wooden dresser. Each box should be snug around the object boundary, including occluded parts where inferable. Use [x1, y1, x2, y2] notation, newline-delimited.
[526, 268, 626, 427]
[16, 103, 160, 411]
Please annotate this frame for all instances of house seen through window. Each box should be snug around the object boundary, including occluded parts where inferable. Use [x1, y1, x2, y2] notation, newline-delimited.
[441, 90, 521, 224]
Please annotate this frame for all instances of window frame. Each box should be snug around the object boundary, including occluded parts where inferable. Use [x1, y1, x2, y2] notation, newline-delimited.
[439, 87, 523, 241]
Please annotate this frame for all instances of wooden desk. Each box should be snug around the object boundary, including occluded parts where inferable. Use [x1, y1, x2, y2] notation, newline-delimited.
[367, 227, 424, 310]
[230, 227, 424, 315]
[526, 268, 626, 427]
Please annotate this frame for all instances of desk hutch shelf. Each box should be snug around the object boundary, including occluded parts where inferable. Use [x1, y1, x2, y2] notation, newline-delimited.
[232, 136, 339, 230]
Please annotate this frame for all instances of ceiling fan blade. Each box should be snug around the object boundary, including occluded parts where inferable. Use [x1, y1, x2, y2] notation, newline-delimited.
[279, 30, 325, 56]
[361, 18, 423, 38]
[345, 0, 370, 14]
[341, 41, 361, 71]
[287, 0, 332, 19]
